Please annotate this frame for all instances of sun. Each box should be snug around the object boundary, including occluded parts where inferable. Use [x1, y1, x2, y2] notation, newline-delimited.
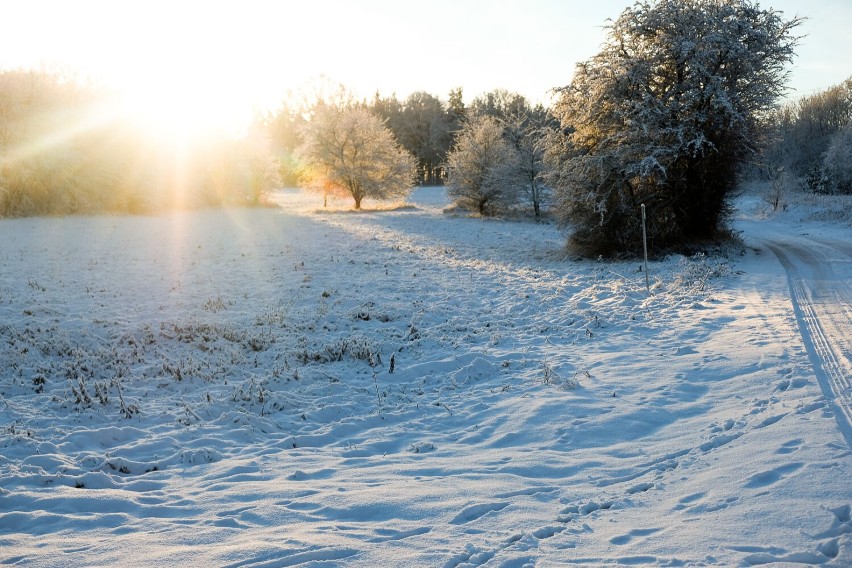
[114, 67, 253, 145]
[95, 5, 267, 146]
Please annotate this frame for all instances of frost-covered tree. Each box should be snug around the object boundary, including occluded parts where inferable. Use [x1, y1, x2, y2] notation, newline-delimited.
[765, 77, 852, 185]
[548, 0, 801, 254]
[297, 104, 417, 209]
[469, 90, 530, 121]
[445, 114, 518, 215]
[263, 101, 307, 186]
[501, 100, 555, 217]
[447, 93, 554, 217]
[820, 124, 852, 194]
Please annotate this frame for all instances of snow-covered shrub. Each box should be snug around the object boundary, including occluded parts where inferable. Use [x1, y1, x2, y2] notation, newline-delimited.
[293, 334, 378, 365]
[762, 166, 792, 211]
[673, 253, 733, 292]
[820, 123, 852, 195]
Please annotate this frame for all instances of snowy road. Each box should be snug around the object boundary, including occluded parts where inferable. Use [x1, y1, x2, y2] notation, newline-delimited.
[764, 235, 852, 447]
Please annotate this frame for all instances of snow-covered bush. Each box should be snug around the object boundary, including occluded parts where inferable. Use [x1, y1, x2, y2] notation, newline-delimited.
[820, 123, 852, 195]
[673, 252, 734, 292]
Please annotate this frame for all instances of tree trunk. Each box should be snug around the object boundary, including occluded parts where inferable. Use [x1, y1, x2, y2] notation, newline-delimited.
[354, 195, 362, 209]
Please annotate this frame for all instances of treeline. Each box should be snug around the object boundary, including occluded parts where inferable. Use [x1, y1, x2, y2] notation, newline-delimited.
[763, 78, 852, 194]
[281, 87, 555, 216]
[0, 68, 279, 218]
[261, 87, 551, 188]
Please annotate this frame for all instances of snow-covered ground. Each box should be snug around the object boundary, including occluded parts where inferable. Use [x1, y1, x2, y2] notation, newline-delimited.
[1, 187, 850, 567]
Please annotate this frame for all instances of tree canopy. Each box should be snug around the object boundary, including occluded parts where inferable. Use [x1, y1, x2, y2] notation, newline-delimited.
[548, 0, 802, 255]
[765, 77, 852, 187]
[296, 104, 417, 209]
[370, 90, 462, 185]
[445, 114, 518, 215]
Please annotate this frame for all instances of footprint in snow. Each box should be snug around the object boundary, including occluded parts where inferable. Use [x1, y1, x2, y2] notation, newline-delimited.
[797, 400, 827, 415]
[449, 502, 510, 525]
[626, 482, 654, 495]
[609, 527, 661, 546]
[699, 431, 742, 452]
[557, 501, 615, 523]
[776, 438, 803, 455]
[740, 505, 851, 564]
[810, 504, 851, 543]
[369, 526, 431, 542]
[776, 377, 809, 392]
[755, 413, 787, 428]
[673, 492, 706, 511]
[744, 462, 804, 489]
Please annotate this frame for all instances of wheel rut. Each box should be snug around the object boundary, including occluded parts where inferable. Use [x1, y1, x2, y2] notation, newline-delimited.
[765, 238, 852, 447]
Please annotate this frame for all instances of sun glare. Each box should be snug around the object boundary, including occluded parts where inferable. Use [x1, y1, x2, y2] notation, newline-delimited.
[85, 4, 270, 146]
[115, 72, 253, 145]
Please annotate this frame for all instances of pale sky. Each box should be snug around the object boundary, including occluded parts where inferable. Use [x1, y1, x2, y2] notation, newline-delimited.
[1, 0, 850, 131]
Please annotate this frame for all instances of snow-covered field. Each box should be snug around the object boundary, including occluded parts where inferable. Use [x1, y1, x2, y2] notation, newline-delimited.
[1, 187, 850, 567]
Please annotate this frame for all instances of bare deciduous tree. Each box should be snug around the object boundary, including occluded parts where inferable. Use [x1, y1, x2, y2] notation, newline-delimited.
[501, 100, 554, 217]
[762, 166, 789, 211]
[297, 104, 417, 209]
[762, 78, 852, 191]
[445, 114, 517, 215]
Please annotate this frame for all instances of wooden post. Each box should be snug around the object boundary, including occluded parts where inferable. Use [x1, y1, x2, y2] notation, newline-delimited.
[641, 204, 650, 293]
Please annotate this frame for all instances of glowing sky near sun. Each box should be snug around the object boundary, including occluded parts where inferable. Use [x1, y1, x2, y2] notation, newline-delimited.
[2, 0, 850, 132]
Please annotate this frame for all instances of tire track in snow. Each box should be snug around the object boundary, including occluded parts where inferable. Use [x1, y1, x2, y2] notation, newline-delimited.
[765, 239, 852, 448]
